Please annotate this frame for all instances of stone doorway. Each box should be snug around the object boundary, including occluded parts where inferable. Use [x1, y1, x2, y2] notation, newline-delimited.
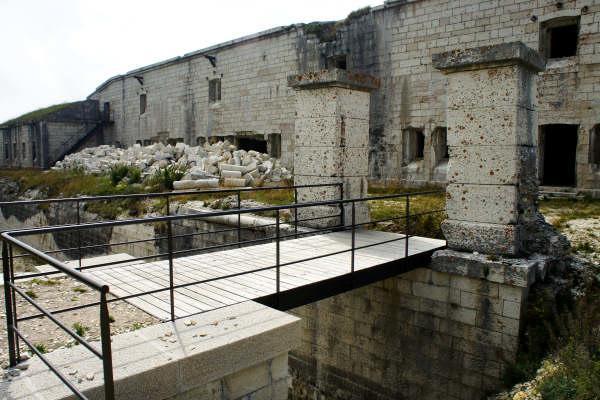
[236, 134, 267, 153]
[540, 124, 578, 186]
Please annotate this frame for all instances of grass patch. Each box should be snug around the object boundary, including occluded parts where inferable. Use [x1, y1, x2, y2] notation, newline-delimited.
[25, 289, 37, 299]
[241, 188, 294, 206]
[31, 278, 61, 286]
[72, 322, 90, 337]
[33, 343, 48, 354]
[72, 286, 87, 294]
[1, 102, 79, 127]
[539, 197, 600, 229]
[132, 322, 144, 331]
[366, 184, 446, 239]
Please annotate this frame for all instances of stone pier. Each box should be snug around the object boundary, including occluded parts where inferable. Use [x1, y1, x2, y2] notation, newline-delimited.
[287, 43, 569, 400]
[288, 69, 379, 226]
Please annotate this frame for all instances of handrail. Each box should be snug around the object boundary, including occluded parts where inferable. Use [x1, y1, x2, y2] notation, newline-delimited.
[1, 185, 444, 400]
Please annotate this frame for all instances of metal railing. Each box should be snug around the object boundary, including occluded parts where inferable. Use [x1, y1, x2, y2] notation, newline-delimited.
[1, 186, 444, 399]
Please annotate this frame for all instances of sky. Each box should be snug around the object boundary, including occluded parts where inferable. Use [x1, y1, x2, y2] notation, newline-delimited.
[0, 0, 380, 123]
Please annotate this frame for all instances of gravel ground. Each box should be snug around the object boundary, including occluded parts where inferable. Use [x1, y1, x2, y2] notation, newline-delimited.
[0, 276, 159, 369]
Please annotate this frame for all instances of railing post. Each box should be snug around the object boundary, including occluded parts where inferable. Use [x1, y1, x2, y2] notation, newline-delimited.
[405, 195, 410, 259]
[8, 243, 19, 362]
[76, 199, 82, 271]
[99, 288, 115, 400]
[237, 191, 242, 247]
[3, 241, 18, 367]
[293, 188, 298, 239]
[166, 197, 175, 321]
[351, 201, 355, 273]
[339, 183, 345, 228]
[275, 210, 280, 307]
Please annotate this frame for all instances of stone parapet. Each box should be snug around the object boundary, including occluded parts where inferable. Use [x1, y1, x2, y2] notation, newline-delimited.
[1, 301, 300, 400]
[287, 69, 380, 92]
[432, 41, 546, 73]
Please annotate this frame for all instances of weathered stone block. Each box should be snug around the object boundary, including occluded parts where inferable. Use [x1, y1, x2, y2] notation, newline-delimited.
[293, 147, 368, 177]
[295, 116, 369, 148]
[446, 66, 536, 110]
[448, 146, 523, 185]
[441, 219, 519, 255]
[446, 184, 518, 225]
[294, 88, 370, 120]
[447, 105, 536, 147]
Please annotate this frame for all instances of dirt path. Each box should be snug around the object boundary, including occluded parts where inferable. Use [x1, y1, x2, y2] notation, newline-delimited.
[0, 276, 159, 369]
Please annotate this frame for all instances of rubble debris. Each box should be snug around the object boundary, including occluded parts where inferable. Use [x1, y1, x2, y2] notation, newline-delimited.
[53, 140, 292, 188]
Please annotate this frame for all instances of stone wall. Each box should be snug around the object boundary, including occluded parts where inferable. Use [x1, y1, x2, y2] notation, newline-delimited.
[88, 0, 600, 194]
[88, 27, 303, 168]
[1, 302, 299, 400]
[288, 259, 537, 400]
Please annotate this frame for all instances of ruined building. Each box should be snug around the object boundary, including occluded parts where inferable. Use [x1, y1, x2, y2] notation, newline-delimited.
[2, 0, 599, 196]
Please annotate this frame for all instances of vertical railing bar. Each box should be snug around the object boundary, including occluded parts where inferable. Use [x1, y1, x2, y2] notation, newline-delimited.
[99, 288, 115, 400]
[76, 199, 82, 271]
[339, 182, 345, 228]
[405, 195, 410, 259]
[351, 201, 355, 273]
[237, 190, 242, 248]
[3, 241, 18, 367]
[166, 197, 175, 321]
[275, 210, 280, 307]
[9, 243, 20, 362]
[293, 188, 298, 239]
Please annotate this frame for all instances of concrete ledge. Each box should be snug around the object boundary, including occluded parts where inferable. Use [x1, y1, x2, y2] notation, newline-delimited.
[432, 42, 545, 73]
[1, 301, 300, 399]
[430, 249, 545, 287]
[288, 69, 380, 92]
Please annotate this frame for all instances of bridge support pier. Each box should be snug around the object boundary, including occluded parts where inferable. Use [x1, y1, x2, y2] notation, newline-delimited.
[428, 42, 569, 396]
[288, 70, 379, 227]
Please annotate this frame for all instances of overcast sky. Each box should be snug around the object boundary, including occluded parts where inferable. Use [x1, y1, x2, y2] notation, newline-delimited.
[0, 0, 379, 122]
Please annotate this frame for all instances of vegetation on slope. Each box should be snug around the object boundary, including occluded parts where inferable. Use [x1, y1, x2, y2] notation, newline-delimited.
[0, 102, 79, 127]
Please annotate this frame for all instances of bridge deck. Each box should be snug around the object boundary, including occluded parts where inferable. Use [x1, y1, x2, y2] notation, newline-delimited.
[87, 230, 445, 320]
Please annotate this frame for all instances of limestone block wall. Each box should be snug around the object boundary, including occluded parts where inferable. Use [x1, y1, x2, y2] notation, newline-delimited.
[288, 257, 536, 400]
[89, 28, 304, 168]
[337, 1, 600, 191]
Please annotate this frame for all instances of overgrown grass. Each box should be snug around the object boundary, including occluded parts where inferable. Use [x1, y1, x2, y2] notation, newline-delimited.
[1, 102, 78, 127]
[539, 197, 600, 229]
[72, 322, 90, 337]
[503, 259, 600, 396]
[367, 184, 446, 239]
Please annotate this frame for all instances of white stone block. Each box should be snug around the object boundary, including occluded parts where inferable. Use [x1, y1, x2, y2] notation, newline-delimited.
[446, 183, 518, 224]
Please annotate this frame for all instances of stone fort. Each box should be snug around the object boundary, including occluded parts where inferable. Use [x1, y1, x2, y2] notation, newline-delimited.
[1, 0, 600, 196]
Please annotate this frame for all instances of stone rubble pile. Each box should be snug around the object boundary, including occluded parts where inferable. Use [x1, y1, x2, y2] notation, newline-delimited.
[53, 140, 292, 188]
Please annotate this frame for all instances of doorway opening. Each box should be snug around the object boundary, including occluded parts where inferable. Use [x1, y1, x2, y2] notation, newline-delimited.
[540, 124, 578, 186]
[237, 135, 267, 153]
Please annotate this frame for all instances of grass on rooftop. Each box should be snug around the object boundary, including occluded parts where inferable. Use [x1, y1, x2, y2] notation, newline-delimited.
[1, 102, 79, 127]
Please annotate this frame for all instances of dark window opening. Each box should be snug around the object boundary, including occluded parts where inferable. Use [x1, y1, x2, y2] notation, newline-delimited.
[4, 142, 9, 160]
[31, 141, 36, 161]
[541, 17, 579, 59]
[143, 140, 152, 146]
[268, 133, 281, 158]
[139, 94, 147, 115]
[103, 102, 111, 120]
[590, 125, 600, 166]
[432, 127, 448, 164]
[197, 137, 207, 146]
[12, 143, 17, 159]
[540, 124, 578, 186]
[328, 55, 348, 70]
[237, 136, 267, 153]
[402, 127, 425, 164]
[21, 143, 25, 159]
[415, 132, 424, 159]
[209, 79, 221, 103]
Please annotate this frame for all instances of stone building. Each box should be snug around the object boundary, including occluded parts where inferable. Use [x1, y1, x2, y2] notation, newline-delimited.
[0, 100, 106, 169]
[5, 0, 600, 195]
